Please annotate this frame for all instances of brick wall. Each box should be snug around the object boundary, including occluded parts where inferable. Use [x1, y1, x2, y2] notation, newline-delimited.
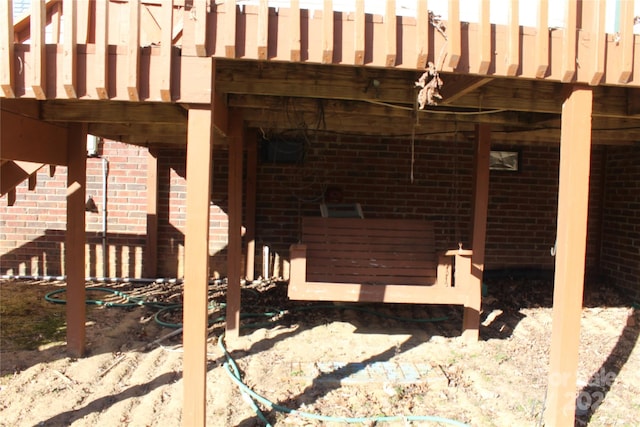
[2, 136, 637, 301]
[600, 146, 640, 302]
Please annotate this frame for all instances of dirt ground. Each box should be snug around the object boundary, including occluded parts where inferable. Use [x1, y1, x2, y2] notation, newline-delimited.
[1, 276, 639, 427]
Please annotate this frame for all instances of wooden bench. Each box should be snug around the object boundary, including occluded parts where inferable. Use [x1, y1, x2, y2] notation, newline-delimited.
[288, 217, 480, 341]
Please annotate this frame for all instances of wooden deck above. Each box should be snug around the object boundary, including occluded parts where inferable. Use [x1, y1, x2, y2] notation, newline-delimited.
[1, 1, 640, 147]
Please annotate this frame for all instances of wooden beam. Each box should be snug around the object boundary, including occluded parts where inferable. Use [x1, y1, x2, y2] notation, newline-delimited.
[354, 0, 365, 65]
[322, 0, 333, 64]
[62, 0, 77, 98]
[128, 0, 141, 101]
[65, 123, 88, 358]
[1, 0, 15, 97]
[227, 112, 244, 340]
[95, 0, 109, 99]
[144, 149, 159, 277]
[561, 0, 577, 82]
[463, 124, 490, 343]
[545, 86, 593, 426]
[535, 0, 549, 78]
[290, 0, 301, 62]
[183, 105, 213, 427]
[506, 0, 519, 76]
[257, 0, 269, 60]
[440, 76, 494, 105]
[0, 110, 69, 165]
[159, 0, 174, 101]
[384, 0, 396, 67]
[245, 132, 257, 281]
[31, 0, 47, 99]
[40, 100, 187, 123]
[477, 0, 491, 74]
[0, 161, 43, 196]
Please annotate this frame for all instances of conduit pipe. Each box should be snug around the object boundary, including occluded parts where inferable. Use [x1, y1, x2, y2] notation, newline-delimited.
[101, 157, 109, 277]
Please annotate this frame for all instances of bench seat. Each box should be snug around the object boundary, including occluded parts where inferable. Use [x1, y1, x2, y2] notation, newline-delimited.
[288, 217, 480, 341]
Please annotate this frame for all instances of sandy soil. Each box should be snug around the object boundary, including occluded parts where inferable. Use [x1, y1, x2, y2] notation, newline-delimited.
[1, 277, 639, 426]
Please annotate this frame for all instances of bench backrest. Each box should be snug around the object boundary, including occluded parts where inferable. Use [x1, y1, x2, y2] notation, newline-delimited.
[301, 217, 438, 286]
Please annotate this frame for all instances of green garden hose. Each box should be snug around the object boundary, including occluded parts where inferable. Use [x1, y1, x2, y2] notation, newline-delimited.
[218, 334, 470, 426]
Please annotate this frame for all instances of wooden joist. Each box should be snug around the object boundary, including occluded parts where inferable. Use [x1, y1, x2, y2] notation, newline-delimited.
[0, 110, 68, 165]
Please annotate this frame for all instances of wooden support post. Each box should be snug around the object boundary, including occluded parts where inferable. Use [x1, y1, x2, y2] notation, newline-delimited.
[182, 106, 213, 427]
[544, 86, 593, 426]
[415, 0, 428, 69]
[227, 112, 244, 340]
[1, 0, 15, 97]
[245, 132, 258, 281]
[65, 123, 88, 358]
[463, 124, 490, 343]
[144, 149, 159, 278]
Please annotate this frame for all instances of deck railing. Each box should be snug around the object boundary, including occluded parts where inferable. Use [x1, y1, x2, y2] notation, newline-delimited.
[2, 0, 639, 103]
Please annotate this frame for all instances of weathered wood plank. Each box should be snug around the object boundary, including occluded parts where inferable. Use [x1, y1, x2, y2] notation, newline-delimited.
[290, 0, 301, 61]
[95, 0, 109, 99]
[354, 0, 365, 65]
[31, 0, 46, 99]
[225, 0, 236, 57]
[257, 0, 269, 59]
[0, 0, 15, 97]
[561, 0, 577, 82]
[128, 0, 141, 101]
[506, 0, 519, 76]
[63, 0, 77, 98]
[193, 0, 208, 56]
[447, 0, 461, 69]
[535, 0, 549, 78]
[583, 0, 606, 86]
[159, 0, 174, 101]
[617, 0, 634, 83]
[384, 0, 396, 67]
[322, 0, 333, 63]
[545, 86, 593, 426]
[477, 0, 491, 74]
